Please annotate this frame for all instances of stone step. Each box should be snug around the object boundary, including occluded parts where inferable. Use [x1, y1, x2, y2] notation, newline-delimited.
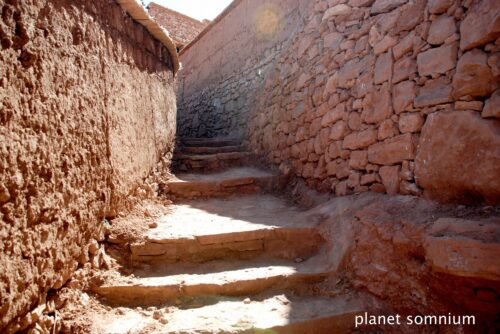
[174, 151, 251, 171]
[182, 137, 241, 147]
[88, 293, 377, 334]
[163, 166, 278, 198]
[152, 294, 371, 334]
[176, 152, 250, 161]
[93, 256, 332, 306]
[424, 218, 500, 281]
[130, 194, 324, 263]
[182, 145, 244, 154]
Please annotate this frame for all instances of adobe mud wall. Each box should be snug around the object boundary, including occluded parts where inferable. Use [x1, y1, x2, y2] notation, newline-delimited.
[0, 0, 176, 330]
[177, 0, 313, 140]
[180, 0, 500, 203]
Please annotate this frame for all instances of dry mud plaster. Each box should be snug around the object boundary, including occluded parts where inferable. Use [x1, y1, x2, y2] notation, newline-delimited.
[0, 0, 176, 330]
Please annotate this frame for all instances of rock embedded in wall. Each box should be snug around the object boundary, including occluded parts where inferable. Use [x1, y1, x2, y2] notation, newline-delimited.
[416, 43, 458, 77]
[414, 77, 453, 108]
[392, 32, 416, 60]
[398, 113, 424, 133]
[482, 89, 500, 118]
[361, 84, 393, 124]
[392, 80, 416, 113]
[415, 110, 500, 204]
[367, 133, 417, 165]
[459, 0, 500, 51]
[392, 56, 417, 84]
[427, 15, 456, 45]
[378, 119, 399, 140]
[374, 51, 393, 84]
[371, 0, 407, 15]
[452, 49, 496, 99]
[343, 129, 378, 150]
[379, 165, 400, 195]
[428, 0, 454, 14]
[396, 0, 427, 33]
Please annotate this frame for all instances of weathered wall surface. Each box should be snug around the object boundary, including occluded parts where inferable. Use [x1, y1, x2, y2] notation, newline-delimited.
[179, 0, 500, 203]
[149, 2, 208, 48]
[177, 0, 313, 139]
[0, 0, 176, 330]
[247, 0, 500, 203]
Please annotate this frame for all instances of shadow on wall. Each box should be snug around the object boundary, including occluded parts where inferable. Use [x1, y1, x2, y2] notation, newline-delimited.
[176, 0, 312, 140]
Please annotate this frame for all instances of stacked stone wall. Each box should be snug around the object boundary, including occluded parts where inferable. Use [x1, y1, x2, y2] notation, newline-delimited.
[177, 0, 312, 140]
[178, 53, 278, 139]
[248, 0, 499, 203]
[178, 0, 499, 203]
[0, 0, 176, 330]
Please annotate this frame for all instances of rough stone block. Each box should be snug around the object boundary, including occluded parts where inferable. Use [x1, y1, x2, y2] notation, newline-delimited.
[329, 120, 348, 140]
[393, 32, 415, 60]
[393, 80, 416, 113]
[337, 55, 374, 88]
[489, 52, 500, 80]
[335, 180, 349, 196]
[327, 159, 350, 179]
[324, 32, 344, 49]
[349, 150, 369, 170]
[361, 85, 393, 124]
[343, 129, 378, 150]
[327, 141, 343, 160]
[452, 49, 496, 99]
[371, 0, 407, 15]
[417, 43, 458, 77]
[360, 173, 379, 185]
[398, 113, 424, 133]
[425, 235, 500, 281]
[348, 112, 362, 130]
[393, 56, 417, 83]
[368, 133, 417, 165]
[459, 0, 500, 50]
[428, 0, 454, 14]
[298, 35, 315, 58]
[347, 171, 361, 188]
[321, 103, 346, 127]
[349, 0, 375, 7]
[374, 51, 393, 84]
[414, 77, 452, 108]
[373, 35, 398, 55]
[378, 119, 399, 141]
[379, 165, 400, 195]
[427, 15, 456, 45]
[323, 4, 352, 21]
[415, 110, 500, 204]
[395, 0, 427, 32]
[482, 90, 500, 118]
[455, 101, 484, 111]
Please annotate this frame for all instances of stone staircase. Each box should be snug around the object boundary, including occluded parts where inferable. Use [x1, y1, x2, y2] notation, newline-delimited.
[173, 137, 251, 172]
[93, 138, 378, 333]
